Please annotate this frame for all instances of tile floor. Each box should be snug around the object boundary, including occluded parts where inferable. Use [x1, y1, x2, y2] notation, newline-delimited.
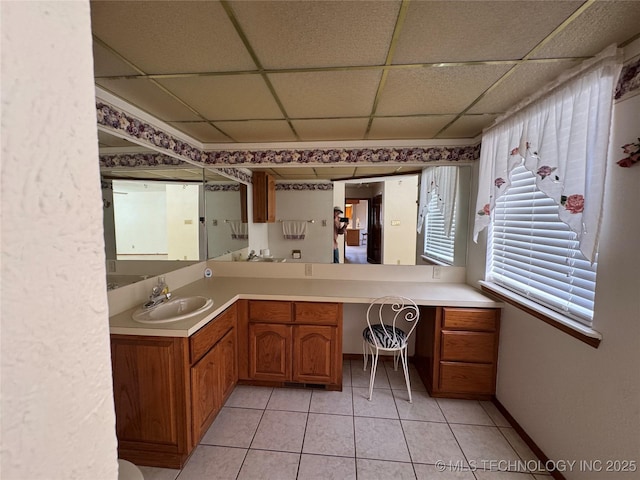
[136, 360, 551, 480]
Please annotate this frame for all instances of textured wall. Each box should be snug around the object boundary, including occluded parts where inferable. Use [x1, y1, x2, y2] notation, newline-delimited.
[1, 2, 118, 479]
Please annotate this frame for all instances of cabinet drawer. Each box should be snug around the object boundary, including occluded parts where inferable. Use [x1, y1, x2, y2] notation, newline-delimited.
[190, 304, 236, 364]
[249, 300, 292, 323]
[294, 302, 340, 325]
[441, 331, 496, 363]
[442, 308, 497, 331]
[439, 362, 495, 394]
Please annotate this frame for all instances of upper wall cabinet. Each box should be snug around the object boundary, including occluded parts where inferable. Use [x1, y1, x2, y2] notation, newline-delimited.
[253, 171, 276, 223]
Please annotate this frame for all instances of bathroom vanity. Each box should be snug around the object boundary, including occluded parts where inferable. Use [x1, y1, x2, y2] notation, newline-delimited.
[108, 275, 501, 468]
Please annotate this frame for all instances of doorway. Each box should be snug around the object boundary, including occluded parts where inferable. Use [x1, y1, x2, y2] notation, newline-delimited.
[344, 198, 369, 264]
[367, 194, 382, 264]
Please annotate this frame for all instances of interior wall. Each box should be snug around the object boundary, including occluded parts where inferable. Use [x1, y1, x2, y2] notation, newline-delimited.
[1, 2, 118, 479]
[206, 188, 246, 259]
[382, 175, 418, 265]
[268, 187, 334, 263]
[474, 43, 640, 479]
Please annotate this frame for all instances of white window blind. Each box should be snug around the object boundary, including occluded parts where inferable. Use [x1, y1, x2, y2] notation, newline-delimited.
[489, 165, 598, 325]
[424, 193, 456, 265]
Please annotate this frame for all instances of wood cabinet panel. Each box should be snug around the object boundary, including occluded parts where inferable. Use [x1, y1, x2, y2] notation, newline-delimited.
[242, 301, 343, 388]
[190, 303, 236, 364]
[415, 306, 500, 399]
[293, 325, 336, 383]
[249, 323, 292, 381]
[111, 336, 186, 447]
[218, 327, 237, 401]
[252, 171, 276, 223]
[191, 344, 221, 445]
[442, 307, 497, 331]
[294, 302, 340, 325]
[249, 300, 292, 323]
[346, 229, 360, 246]
[439, 362, 495, 394]
[111, 304, 238, 469]
[440, 331, 496, 363]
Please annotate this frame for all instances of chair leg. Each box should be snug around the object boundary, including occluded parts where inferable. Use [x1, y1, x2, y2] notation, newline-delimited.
[368, 349, 379, 401]
[400, 348, 412, 403]
[362, 340, 368, 371]
[393, 350, 400, 371]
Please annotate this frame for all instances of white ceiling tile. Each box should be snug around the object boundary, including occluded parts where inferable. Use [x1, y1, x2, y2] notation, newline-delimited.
[229, 0, 401, 69]
[92, 42, 140, 77]
[157, 75, 284, 120]
[437, 115, 499, 139]
[468, 60, 580, 114]
[90, 0, 256, 73]
[213, 120, 297, 143]
[531, 1, 640, 59]
[269, 70, 382, 118]
[292, 119, 370, 141]
[376, 65, 512, 116]
[96, 78, 203, 122]
[393, 1, 582, 64]
[168, 122, 233, 143]
[368, 116, 455, 140]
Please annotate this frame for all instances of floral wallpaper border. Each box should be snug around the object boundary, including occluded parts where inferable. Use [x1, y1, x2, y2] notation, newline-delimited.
[276, 183, 333, 191]
[99, 153, 251, 184]
[615, 56, 640, 100]
[204, 183, 240, 192]
[97, 101, 480, 174]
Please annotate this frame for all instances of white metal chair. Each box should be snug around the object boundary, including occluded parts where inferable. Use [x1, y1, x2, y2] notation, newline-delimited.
[362, 296, 420, 403]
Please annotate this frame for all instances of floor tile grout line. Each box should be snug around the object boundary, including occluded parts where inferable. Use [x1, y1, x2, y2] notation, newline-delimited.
[238, 387, 273, 479]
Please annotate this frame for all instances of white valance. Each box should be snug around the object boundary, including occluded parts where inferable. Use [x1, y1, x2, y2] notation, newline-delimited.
[473, 45, 623, 262]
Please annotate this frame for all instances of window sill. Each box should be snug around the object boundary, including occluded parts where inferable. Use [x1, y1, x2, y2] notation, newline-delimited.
[478, 281, 602, 348]
[420, 255, 452, 266]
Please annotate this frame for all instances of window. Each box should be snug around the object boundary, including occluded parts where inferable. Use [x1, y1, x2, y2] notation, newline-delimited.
[488, 165, 598, 325]
[423, 192, 456, 265]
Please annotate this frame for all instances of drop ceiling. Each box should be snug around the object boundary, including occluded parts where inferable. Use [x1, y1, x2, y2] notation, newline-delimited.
[92, 0, 640, 180]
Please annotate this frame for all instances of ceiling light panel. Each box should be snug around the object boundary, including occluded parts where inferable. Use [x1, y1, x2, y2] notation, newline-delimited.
[228, 0, 401, 69]
[376, 64, 512, 116]
[157, 75, 285, 120]
[393, 1, 582, 64]
[90, 0, 256, 74]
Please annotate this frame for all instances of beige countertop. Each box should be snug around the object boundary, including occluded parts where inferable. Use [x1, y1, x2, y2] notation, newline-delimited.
[109, 277, 502, 337]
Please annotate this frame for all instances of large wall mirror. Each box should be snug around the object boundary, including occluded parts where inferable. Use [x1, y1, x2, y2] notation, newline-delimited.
[99, 131, 249, 289]
[99, 132, 472, 290]
[251, 164, 471, 266]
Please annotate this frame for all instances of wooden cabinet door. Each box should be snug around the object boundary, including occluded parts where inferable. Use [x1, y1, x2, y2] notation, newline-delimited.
[111, 336, 186, 449]
[191, 344, 221, 445]
[249, 323, 291, 381]
[252, 171, 276, 223]
[218, 327, 237, 402]
[293, 325, 336, 384]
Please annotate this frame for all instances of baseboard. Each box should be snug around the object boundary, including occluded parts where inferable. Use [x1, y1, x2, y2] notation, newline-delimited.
[493, 397, 567, 480]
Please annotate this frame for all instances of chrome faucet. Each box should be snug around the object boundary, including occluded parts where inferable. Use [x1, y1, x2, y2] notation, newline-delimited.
[247, 250, 258, 261]
[143, 278, 172, 309]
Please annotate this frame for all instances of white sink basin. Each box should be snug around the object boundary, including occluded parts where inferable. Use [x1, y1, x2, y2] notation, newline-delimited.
[132, 296, 214, 324]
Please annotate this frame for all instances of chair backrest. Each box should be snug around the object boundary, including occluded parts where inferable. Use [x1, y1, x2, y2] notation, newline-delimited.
[365, 296, 420, 348]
